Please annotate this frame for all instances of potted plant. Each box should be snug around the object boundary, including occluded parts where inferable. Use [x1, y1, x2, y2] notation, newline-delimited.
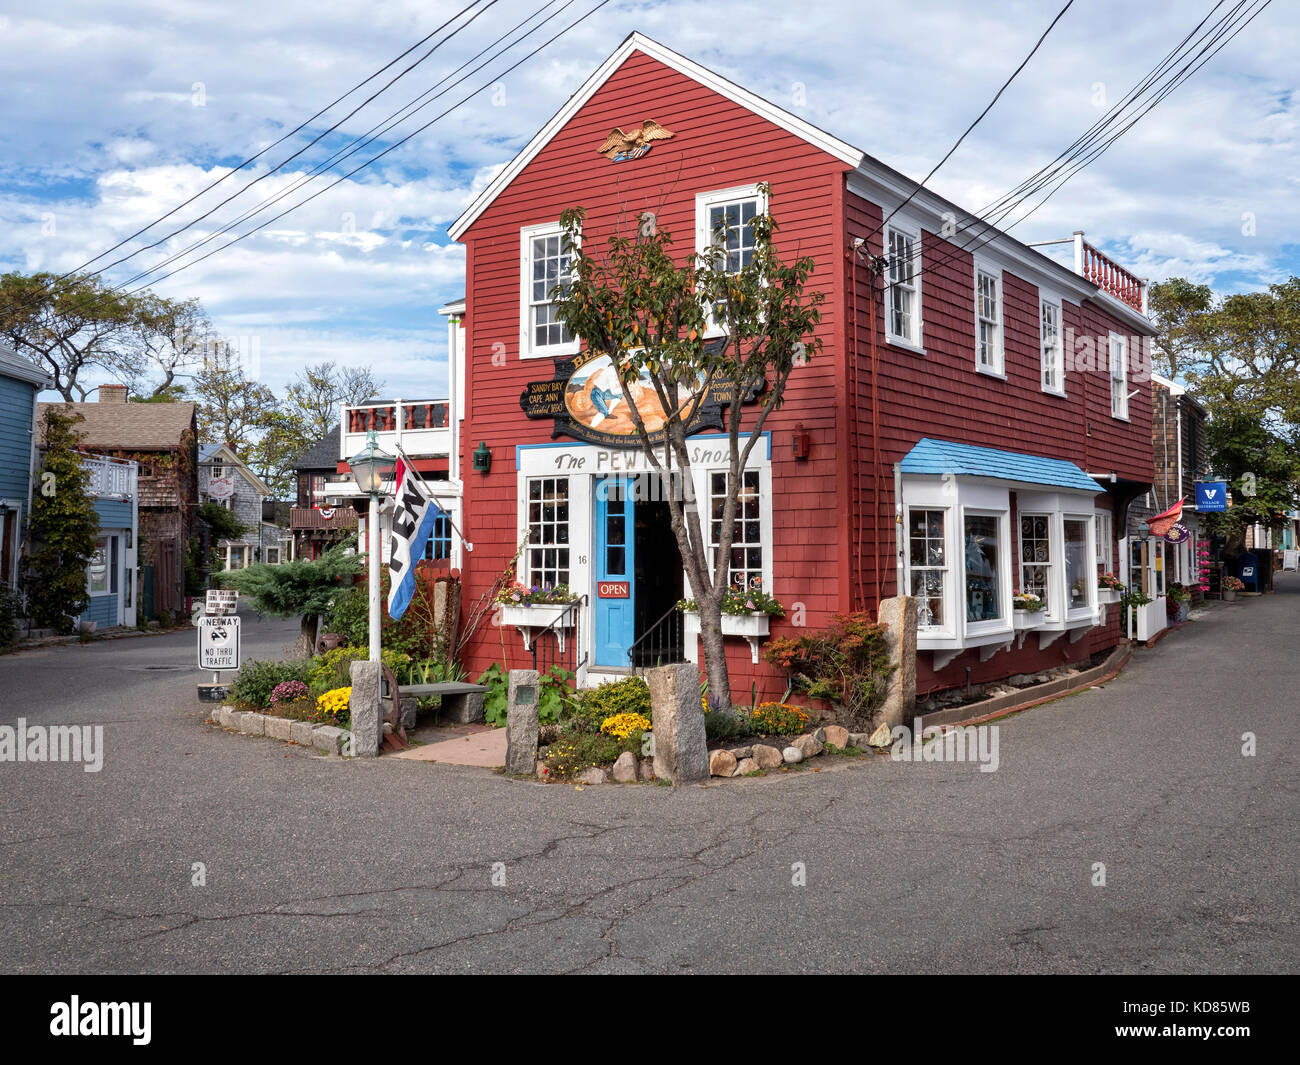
[1097, 572, 1124, 604]
[1012, 591, 1046, 628]
[1221, 575, 1244, 602]
[1166, 583, 1191, 623]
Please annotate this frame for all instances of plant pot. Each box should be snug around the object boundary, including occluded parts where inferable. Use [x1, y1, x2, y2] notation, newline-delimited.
[1098, 588, 1122, 604]
[1222, 588, 1237, 602]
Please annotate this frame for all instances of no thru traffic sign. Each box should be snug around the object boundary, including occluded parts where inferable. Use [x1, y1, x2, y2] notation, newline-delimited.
[198, 615, 241, 671]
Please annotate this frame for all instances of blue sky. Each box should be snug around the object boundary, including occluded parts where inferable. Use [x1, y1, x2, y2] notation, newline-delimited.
[1, 0, 1295, 404]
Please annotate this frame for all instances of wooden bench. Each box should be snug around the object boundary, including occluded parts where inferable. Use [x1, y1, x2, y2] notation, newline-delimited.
[386, 680, 488, 725]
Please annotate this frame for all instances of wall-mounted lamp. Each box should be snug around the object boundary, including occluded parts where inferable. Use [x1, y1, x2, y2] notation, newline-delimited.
[791, 423, 811, 461]
[472, 441, 492, 474]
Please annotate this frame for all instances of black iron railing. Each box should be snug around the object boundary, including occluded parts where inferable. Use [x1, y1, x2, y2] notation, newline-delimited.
[530, 595, 588, 677]
[627, 605, 687, 671]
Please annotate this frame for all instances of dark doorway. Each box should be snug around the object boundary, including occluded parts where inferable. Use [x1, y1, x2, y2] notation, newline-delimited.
[632, 485, 684, 667]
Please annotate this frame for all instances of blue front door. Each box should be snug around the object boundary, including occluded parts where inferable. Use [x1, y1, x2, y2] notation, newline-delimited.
[594, 476, 635, 667]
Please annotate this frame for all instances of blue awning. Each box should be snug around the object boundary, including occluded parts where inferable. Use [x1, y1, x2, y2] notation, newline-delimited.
[900, 438, 1104, 494]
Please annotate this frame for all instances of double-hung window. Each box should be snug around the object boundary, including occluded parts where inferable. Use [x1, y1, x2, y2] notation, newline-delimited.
[696, 185, 767, 331]
[907, 508, 947, 631]
[886, 223, 921, 349]
[1109, 332, 1129, 419]
[520, 223, 577, 358]
[1040, 297, 1064, 394]
[1020, 514, 1052, 613]
[709, 469, 764, 591]
[974, 264, 1002, 374]
[1063, 518, 1092, 612]
[1094, 511, 1112, 580]
[526, 477, 570, 588]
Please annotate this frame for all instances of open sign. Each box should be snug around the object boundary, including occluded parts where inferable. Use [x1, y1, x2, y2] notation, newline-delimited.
[597, 581, 629, 599]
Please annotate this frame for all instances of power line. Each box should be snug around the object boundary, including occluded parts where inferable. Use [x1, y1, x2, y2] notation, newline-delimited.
[126, 0, 614, 293]
[869, 0, 1076, 242]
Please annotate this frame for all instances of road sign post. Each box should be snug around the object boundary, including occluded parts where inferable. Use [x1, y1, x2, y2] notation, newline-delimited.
[197, 615, 241, 703]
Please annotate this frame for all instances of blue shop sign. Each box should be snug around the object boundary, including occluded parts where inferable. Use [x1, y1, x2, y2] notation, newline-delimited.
[1195, 481, 1228, 512]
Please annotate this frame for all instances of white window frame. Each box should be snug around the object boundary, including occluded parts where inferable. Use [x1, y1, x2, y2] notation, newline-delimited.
[1062, 513, 1096, 620]
[1040, 295, 1065, 396]
[905, 505, 952, 636]
[1109, 331, 1129, 420]
[974, 261, 1004, 377]
[706, 466, 768, 593]
[961, 506, 1011, 636]
[884, 220, 924, 353]
[519, 221, 579, 360]
[524, 475, 572, 590]
[87, 536, 110, 595]
[1094, 511, 1113, 578]
[1019, 511, 1055, 620]
[695, 183, 768, 335]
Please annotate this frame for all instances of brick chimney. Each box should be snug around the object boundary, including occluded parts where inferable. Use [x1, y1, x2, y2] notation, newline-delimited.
[98, 384, 128, 403]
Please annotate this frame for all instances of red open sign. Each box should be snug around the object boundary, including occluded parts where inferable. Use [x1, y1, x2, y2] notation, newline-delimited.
[598, 581, 629, 599]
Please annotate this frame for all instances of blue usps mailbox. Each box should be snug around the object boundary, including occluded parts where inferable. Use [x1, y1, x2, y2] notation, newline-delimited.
[1239, 551, 1258, 592]
[1195, 481, 1228, 512]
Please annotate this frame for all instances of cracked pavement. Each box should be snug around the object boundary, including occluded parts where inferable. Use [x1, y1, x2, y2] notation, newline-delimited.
[0, 584, 1296, 974]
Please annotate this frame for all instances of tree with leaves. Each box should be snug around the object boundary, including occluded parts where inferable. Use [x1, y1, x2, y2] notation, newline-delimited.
[1148, 276, 1300, 549]
[552, 191, 823, 713]
[217, 543, 362, 657]
[287, 361, 384, 440]
[24, 408, 100, 633]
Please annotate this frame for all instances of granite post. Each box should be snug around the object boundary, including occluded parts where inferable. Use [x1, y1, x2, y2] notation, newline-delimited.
[877, 595, 917, 729]
[505, 669, 540, 776]
[348, 659, 382, 757]
[647, 663, 709, 785]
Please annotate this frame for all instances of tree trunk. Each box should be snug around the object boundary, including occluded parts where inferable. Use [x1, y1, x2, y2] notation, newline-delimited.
[292, 613, 319, 659]
[698, 601, 733, 714]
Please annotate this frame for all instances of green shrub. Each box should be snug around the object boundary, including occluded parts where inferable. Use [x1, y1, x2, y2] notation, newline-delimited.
[477, 663, 508, 725]
[572, 676, 651, 726]
[323, 566, 454, 660]
[0, 586, 20, 648]
[543, 731, 628, 778]
[228, 659, 312, 709]
[306, 645, 411, 699]
[704, 708, 751, 742]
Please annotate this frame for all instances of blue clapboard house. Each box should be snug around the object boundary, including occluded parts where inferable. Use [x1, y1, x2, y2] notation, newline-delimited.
[77, 452, 140, 630]
[0, 344, 51, 593]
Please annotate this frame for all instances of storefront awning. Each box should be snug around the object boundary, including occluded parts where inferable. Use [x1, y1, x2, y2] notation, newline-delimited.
[900, 438, 1104, 494]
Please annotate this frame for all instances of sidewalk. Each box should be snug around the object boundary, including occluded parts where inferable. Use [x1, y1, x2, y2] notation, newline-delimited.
[389, 722, 506, 767]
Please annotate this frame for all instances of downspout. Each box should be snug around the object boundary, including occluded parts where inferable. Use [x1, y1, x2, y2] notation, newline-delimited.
[868, 259, 882, 609]
[848, 240, 861, 612]
[894, 463, 904, 599]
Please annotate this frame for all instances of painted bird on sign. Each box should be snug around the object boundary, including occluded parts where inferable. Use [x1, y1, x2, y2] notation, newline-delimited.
[597, 119, 675, 161]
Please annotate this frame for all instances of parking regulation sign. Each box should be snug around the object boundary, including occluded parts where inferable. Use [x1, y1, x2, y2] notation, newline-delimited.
[198, 615, 241, 671]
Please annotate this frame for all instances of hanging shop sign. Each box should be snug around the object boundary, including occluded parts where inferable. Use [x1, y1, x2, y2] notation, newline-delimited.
[1164, 522, 1190, 545]
[1195, 481, 1228, 512]
[519, 346, 765, 449]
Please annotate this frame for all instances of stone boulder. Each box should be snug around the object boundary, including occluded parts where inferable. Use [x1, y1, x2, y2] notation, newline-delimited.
[752, 744, 784, 769]
[709, 749, 738, 777]
[782, 746, 804, 764]
[730, 746, 752, 760]
[792, 733, 823, 759]
[574, 767, 607, 785]
[638, 758, 655, 781]
[867, 722, 894, 748]
[823, 725, 850, 748]
[612, 751, 638, 783]
[735, 757, 759, 776]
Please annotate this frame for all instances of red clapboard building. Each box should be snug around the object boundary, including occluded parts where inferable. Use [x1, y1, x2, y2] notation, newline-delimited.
[445, 32, 1155, 699]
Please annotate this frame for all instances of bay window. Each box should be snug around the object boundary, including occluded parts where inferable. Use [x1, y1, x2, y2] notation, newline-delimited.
[908, 508, 947, 631]
[1020, 513, 1052, 613]
[963, 513, 1003, 624]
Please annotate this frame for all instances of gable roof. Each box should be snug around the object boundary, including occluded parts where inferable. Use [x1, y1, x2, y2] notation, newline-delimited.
[0, 343, 52, 389]
[447, 32, 1152, 333]
[198, 440, 271, 496]
[37, 400, 196, 451]
[294, 425, 340, 471]
[901, 438, 1103, 494]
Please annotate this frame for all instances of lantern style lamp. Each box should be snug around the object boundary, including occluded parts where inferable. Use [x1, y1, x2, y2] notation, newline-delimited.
[348, 429, 397, 662]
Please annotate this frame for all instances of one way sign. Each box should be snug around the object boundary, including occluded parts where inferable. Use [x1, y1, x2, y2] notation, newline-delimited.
[1195, 481, 1229, 512]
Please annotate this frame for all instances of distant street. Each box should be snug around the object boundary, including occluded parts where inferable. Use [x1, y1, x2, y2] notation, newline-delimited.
[0, 588, 1296, 974]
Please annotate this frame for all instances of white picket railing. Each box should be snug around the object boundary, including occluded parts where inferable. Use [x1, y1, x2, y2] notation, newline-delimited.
[81, 455, 137, 498]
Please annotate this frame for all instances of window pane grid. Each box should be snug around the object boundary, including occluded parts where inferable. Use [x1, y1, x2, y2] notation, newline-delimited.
[1020, 514, 1051, 611]
[888, 228, 917, 343]
[528, 233, 572, 349]
[709, 469, 763, 591]
[1041, 301, 1062, 391]
[526, 477, 570, 588]
[908, 508, 946, 629]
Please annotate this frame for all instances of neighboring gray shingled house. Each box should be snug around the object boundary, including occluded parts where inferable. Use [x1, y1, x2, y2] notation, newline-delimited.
[198, 442, 288, 568]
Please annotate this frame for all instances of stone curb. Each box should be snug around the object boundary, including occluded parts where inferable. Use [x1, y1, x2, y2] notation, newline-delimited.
[210, 708, 352, 757]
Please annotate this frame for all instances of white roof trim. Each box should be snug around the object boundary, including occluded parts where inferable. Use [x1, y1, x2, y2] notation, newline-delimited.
[447, 32, 863, 240]
[201, 442, 271, 497]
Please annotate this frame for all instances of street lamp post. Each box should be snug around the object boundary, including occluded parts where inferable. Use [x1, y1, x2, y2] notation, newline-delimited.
[348, 429, 397, 662]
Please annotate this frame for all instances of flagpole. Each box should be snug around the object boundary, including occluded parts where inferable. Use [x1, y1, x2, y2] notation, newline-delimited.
[392, 442, 474, 552]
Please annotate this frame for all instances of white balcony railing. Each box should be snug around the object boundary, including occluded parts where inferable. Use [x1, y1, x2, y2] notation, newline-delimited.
[341, 400, 450, 464]
[81, 455, 137, 499]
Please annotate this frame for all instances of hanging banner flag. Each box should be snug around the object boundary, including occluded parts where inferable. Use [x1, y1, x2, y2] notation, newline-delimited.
[387, 458, 445, 620]
[1164, 522, 1190, 545]
[1147, 498, 1184, 538]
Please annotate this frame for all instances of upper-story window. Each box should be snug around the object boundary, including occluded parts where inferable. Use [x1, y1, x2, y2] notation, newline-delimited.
[696, 184, 767, 332]
[520, 222, 577, 358]
[210, 465, 224, 480]
[974, 263, 1003, 375]
[885, 222, 922, 350]
[1109, 332, 1129, 419]
[1040, 297, 1064, 395]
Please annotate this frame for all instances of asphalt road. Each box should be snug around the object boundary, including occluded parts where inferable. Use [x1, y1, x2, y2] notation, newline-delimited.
[0, 587, 1296, 974]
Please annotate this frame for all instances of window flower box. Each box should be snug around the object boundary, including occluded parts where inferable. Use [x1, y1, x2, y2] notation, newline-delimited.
[1012, 609, 1045, 631]
[1098, 588, 1121, 604]
[682, 610, 770, 664]
[500, 601, 578, 652]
